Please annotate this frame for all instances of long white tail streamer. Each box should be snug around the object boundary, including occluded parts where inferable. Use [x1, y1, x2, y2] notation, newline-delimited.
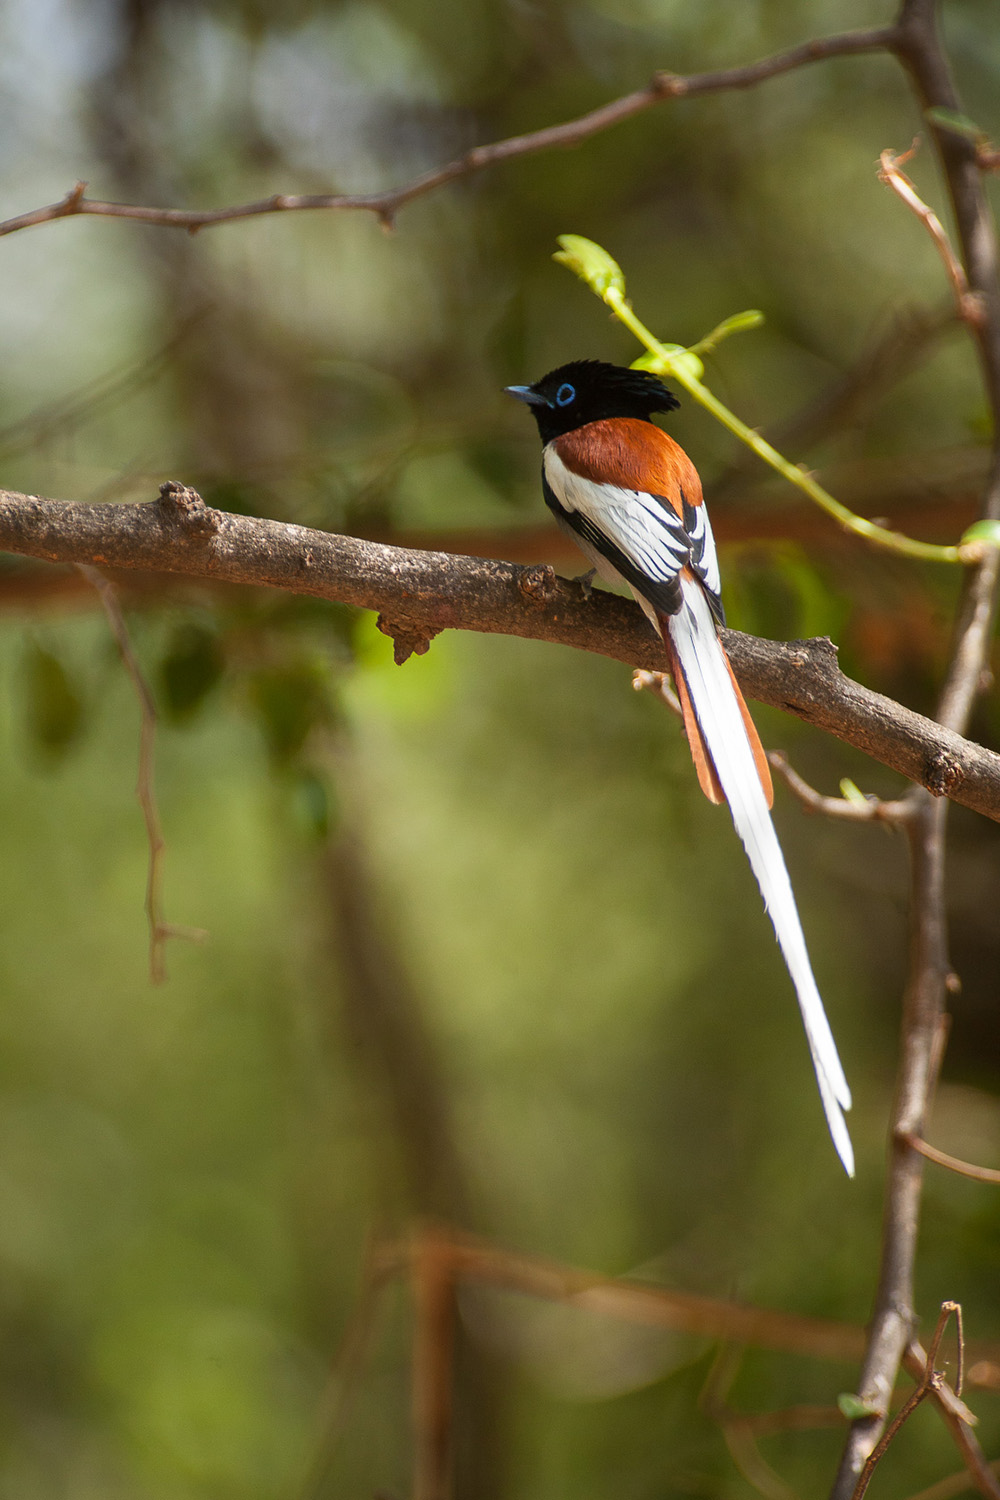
[664, 577, 854, 1176]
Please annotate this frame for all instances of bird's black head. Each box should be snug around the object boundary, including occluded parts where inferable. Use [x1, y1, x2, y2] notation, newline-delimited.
[505, 359, 679, 442]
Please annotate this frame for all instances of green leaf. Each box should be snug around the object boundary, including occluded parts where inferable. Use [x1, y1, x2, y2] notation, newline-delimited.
[159, 624, 224, 723]
[838, 1392, 882, 1421]
[925, 107, 987, 143]
[23, 642, 85, 760]
[690, 309, 765, 355]
[839, 779, 869, 807]
[553, 235, 626, 300]
[960, 519, 1000, 548]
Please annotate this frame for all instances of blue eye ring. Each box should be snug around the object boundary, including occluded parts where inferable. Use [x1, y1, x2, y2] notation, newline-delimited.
[555, 382, 576, 407]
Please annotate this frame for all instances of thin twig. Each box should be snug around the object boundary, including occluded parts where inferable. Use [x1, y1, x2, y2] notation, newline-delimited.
[767, 750, 912, 824]
[878, 146, 985, 326]
[76, 564, 206, 982]
[851, 1304, 964, 1500]
[904, 1341, 979, 1433]
[901, 1134, 1000, 1185]
[405, 1229, 867, 1363]
[0, 29, 900, 242]
[851, 1379, 935, 1500]
[927, 1304, 964, 1399]
[375, 1224, 1000, 1401]
[901, 1318, 1000, 1500]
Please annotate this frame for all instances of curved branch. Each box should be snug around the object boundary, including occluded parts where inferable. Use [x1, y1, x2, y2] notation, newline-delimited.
[0, 481, 998, 821]
[0, 27, 898, 239]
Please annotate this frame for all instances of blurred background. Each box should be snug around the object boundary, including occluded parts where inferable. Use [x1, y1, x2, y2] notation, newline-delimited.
[0, 0, 998, 1495]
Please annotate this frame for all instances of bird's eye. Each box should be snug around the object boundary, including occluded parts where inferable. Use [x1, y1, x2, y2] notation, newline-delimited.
[555, 383, 576, 407]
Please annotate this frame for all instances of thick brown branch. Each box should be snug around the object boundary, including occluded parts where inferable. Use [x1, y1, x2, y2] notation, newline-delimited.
[1, 483, 998, 821]
[0, 28, 897, 239]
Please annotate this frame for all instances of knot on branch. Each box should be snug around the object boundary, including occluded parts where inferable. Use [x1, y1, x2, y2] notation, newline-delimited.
[158, 481, 220, 536]
[518, 563, 558, 607]
[377, 614, 441, 665]
[651, 71, 686, 97]
[925, 747, 965, 798]
[790, 634, 839, 667]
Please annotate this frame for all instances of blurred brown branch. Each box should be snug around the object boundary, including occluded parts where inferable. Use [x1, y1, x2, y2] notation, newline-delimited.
[388, 1225, 1000, 1380]
[76, 563, 207, 982]
[405, 1223, 865, 1363]
[1, 481, 998, 821]
[0, 27, 900, 240]
[385, 1227, 1000, 1500]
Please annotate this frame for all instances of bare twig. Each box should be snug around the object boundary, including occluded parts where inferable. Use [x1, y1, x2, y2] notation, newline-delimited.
[76, 564, 206, 981]
[878, 146, 985, 326]
[901, 1134, 1000, 1185]
[403, 1228, 867, 1363]
[0, 29, 900, 242]
[767, 750, 912, 824]
[387, 1228, 1000, 1500]
[3, 487, 1000, 822]
[851, 1304, 965, 1500]
[928, 1304, 964, 1400]
[901, 1313, 1000, 1500]
[390, 1227, 1000, 1386]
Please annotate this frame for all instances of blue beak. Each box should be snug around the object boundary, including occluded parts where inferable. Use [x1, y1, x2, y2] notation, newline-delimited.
[505, 384, 549, 408]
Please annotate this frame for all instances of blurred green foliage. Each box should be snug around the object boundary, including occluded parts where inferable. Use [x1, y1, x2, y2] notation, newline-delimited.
[0, 0, 997, 1496]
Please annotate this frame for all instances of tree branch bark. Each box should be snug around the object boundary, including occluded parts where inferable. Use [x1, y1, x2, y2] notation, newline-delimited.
[0, 481, 997, 821]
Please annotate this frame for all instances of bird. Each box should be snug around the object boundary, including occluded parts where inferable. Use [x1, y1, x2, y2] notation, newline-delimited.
[506, 358, 853, 1175]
